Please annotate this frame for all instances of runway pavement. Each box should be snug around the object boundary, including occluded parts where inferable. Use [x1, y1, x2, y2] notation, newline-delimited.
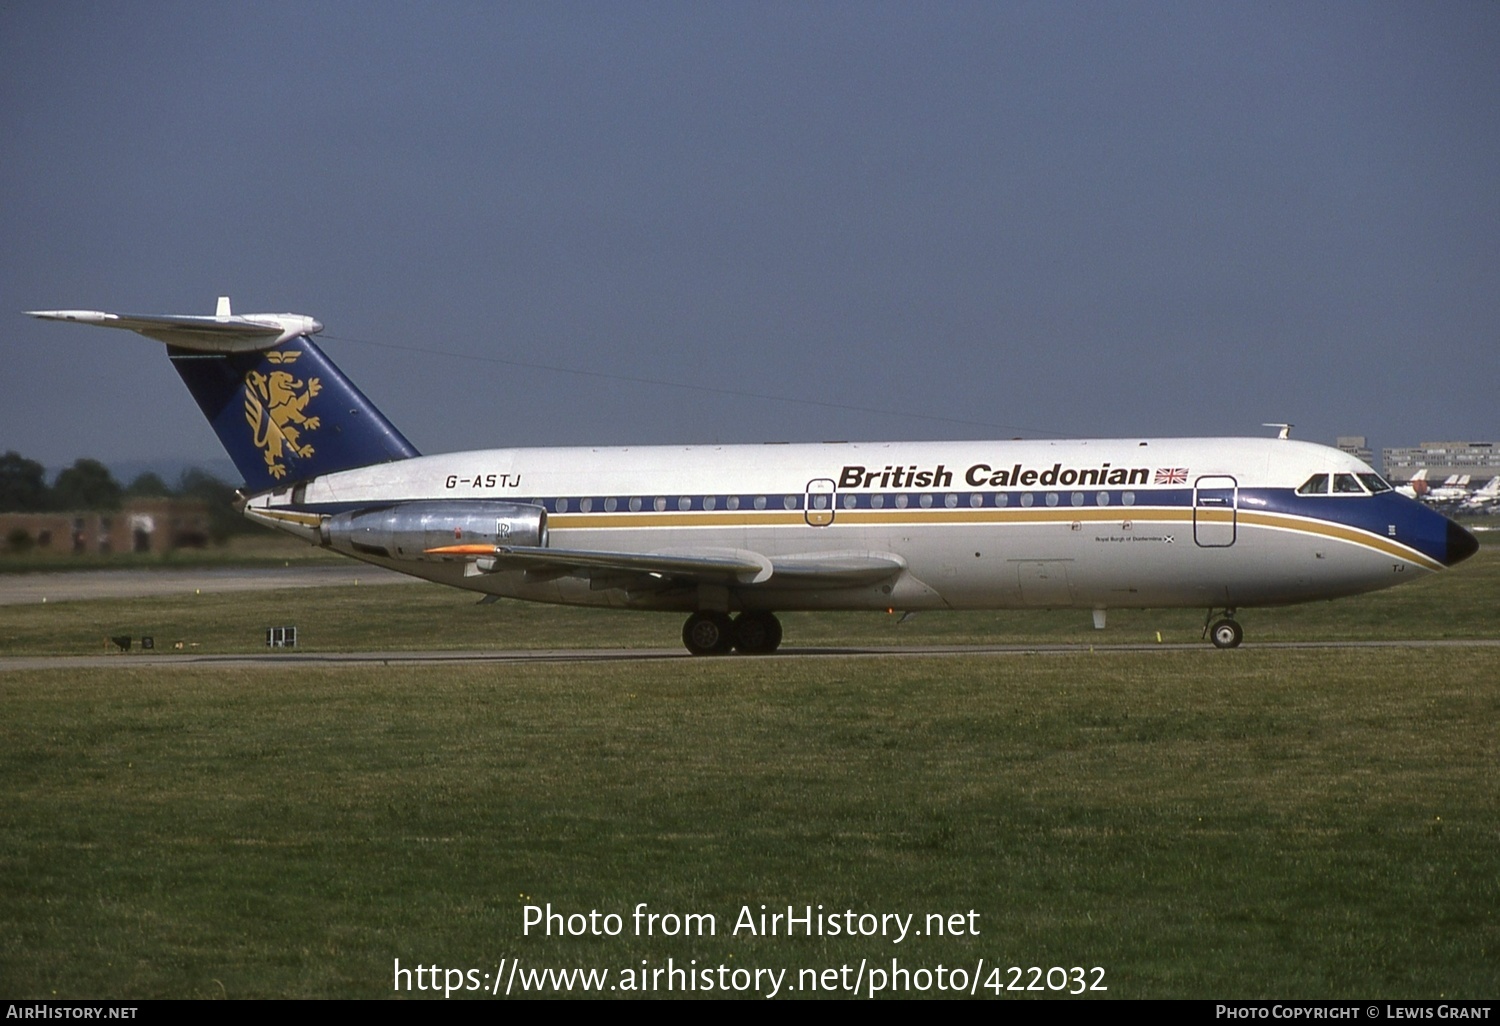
[2, 638, 1496, 672]
[4, 563, 1495, 669]
[0, 565, 418, 605]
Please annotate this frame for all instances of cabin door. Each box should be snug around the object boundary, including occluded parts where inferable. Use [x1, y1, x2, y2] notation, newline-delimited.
[805, 478, 836, 526]
[1193, 475, 1238, 547]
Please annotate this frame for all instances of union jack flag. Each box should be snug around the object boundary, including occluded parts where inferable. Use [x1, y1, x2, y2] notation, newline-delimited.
[1155, 468, 1188, 485]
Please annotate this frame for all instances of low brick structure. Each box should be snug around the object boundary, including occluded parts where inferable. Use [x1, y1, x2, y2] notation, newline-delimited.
[1, 498, 213, 555]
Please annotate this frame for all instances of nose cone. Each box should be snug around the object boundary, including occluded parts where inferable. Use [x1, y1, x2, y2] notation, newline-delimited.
[1445, 519, 1480, 567]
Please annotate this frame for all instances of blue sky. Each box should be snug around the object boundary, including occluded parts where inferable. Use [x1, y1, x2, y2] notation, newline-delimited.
[4, 2, 1497, 478]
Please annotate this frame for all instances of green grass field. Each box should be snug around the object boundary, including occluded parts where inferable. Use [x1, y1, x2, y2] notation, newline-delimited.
[1, 539, 1496, 998]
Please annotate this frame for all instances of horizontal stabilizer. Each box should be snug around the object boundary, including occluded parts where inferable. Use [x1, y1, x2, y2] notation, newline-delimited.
[28, 298, 323, 352]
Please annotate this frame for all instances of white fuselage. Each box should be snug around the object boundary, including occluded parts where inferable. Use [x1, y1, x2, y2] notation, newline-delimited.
[248, 436, 1455, 615]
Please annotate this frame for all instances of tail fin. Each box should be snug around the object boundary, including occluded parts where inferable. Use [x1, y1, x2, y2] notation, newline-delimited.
[169, 338, 418, 491]
[29, 298, 419, 491]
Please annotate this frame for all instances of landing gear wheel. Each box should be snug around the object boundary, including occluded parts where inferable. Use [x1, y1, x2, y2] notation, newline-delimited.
[683, 612, 735, 656]
[733, 612, 783, 655]
[1210, 618, 1243, 649]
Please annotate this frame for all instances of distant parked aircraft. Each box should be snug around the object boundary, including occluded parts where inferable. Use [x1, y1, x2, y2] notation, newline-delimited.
[1459, 476, 1500, 513]
[1395, 469, 1430, 501]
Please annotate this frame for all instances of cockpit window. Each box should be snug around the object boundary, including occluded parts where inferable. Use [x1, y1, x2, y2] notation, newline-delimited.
[1358, 473, 1393, 494]
[1296, 474, 1329, 495]
[1333, 473, 1365, 494]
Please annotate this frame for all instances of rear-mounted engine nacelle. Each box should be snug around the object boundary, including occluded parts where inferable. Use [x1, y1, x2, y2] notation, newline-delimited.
[322, 501, 547, 560]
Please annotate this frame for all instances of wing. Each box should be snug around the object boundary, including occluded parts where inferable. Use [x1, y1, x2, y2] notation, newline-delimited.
[424, 543, 905, 590]
[439, 544, 774, 585]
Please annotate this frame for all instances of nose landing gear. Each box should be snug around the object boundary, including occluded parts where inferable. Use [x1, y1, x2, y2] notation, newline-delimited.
[1203, 608, 1243, 649]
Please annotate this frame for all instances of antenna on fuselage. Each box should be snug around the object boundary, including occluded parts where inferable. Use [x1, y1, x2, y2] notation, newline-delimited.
[1262, 423, 1293, 440]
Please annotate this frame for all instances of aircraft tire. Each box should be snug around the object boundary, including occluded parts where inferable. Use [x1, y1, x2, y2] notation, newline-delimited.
[683, 612, 735, 656]
[1209, 618, 1244, 649]
[732, 612, 783, 655]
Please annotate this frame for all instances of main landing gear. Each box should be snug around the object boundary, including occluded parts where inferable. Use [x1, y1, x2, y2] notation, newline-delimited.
[1203, 608, 1243, 649]
[682, 611, 783, 656]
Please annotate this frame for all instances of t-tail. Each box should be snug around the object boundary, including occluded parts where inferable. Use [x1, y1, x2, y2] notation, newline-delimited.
[27, 298, 419, 492]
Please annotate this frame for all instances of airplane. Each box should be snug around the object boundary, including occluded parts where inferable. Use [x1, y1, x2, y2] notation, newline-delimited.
[1425, 475, 1473, 507]
[1458, 475, 1500, 514]
[1394, 468, 1429, 501]
[28, 299, 1481, 654]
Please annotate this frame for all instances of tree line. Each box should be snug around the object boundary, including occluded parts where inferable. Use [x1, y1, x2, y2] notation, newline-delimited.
[0, 451, 255, 540]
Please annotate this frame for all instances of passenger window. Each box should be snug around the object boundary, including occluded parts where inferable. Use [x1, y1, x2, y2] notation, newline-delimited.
[1296, 474, 1329, 495]
[1333, 473, 1365, 494]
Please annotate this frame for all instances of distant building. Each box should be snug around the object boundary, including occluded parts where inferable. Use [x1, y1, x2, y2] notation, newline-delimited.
[0, 497, 212, 555]
[1336, 436, 1374, 466]
[1382, 441, 1500, 484]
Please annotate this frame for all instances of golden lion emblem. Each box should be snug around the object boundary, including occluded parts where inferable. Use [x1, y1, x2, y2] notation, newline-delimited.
[243, 353, 322, 479]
